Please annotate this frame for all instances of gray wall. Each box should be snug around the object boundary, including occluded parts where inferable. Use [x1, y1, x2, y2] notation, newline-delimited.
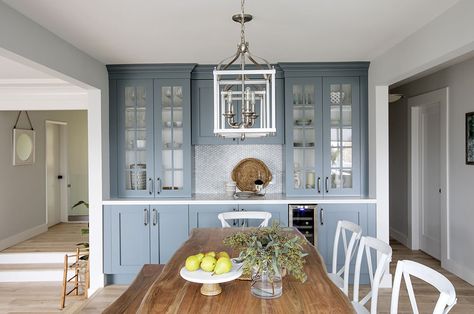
[0, 110, 87, 243]
[390, 56, 474, 279]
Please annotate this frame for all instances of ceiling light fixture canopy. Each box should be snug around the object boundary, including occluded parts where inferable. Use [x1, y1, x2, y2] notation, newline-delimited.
[213, 0, 276, 140]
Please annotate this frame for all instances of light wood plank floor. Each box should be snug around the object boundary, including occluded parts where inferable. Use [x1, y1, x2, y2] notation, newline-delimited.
[0, 240, 473, 313]
[2, 223, 88, 253]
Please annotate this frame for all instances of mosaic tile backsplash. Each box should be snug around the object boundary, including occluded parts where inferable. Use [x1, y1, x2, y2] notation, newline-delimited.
[193, 145, 284, 194]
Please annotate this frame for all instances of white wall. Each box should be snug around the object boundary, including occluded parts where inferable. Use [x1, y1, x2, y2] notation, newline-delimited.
[390, 56, 474, 284]
[0, 1, 108, 291]
[0, 110, 87, 248]
[369, 0, 474, 285]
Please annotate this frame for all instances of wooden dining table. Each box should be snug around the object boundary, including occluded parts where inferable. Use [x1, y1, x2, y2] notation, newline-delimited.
[136, 227, 354, 313]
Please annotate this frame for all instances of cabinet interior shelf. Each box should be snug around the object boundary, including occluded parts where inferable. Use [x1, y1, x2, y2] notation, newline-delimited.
[292, 104, 315, 109]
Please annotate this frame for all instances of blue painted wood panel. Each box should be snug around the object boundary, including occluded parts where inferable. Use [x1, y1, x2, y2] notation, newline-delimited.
[317, 203, 372, 284]
[239, 204, 288, 227]
[155, 205, 189, 263]
[189, 204, 237, 231]
[108, 205, 151, 274]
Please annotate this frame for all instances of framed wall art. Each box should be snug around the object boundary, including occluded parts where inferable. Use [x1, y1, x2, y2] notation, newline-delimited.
[466, 112, 474, 165]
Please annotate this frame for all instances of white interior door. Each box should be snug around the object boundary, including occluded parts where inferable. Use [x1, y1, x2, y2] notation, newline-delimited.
[46, 123, 61, 227]
[419, 103, 441, 260]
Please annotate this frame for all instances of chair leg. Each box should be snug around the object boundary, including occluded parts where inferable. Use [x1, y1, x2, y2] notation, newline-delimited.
[60, 254, 68, 309]
[74, 248, 79, 296]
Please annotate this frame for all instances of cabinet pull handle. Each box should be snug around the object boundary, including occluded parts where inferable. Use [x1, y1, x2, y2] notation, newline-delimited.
[232, 208, 237, 226]
[148, 178, 154, 195]
[317, 177, 321, 194]
[320, 208, 324, 225]
[156, 178, 162, 194]
[144, 208, 148, 226]
[325, 177, 329, 193]
[152, 208, 158, 226]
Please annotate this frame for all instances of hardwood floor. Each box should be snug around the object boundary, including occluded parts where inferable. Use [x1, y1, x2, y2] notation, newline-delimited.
[0, 240, 473, 313]
[1, 223, 88, 253]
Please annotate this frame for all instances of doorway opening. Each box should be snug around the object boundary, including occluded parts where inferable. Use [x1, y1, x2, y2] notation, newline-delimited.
[388, 87, 449, 266]
[46, 120, 68, 227]
[409, 88, 448, 262]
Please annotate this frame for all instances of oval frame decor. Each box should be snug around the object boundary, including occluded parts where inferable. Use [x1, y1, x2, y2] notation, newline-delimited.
[13, 129, 36, 166]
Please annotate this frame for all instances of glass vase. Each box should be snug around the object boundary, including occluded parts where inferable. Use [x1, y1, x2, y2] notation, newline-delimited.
[250, 267, 283, 299]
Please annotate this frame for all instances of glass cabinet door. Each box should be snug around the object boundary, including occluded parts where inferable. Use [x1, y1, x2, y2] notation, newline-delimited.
[154, 79, 191, 197]
[285, 78, 323, 195]
[323, 77, 360, 195]
[117, 80, 155, 197]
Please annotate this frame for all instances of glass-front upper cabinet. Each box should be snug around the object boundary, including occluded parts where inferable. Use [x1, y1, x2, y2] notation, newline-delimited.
[323, 77, 360, 195]
[285, 74, 362, 197]
[117, 80, 155, 197]
[285, 78, 323, 195]
[154, 79, 191, 197]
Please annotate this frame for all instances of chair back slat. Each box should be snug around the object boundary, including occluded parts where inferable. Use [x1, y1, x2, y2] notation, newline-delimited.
[331, 220, 362, 295]
[217, 211, 272, 228]
[352, 236, 392, 313]
[390, 260, 457, 314]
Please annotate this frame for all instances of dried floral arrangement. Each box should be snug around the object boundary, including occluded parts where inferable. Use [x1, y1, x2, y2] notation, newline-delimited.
[223, 224, 308, 282]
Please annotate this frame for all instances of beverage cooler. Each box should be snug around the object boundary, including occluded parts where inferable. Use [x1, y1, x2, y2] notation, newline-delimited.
[288, 204, 317, 246]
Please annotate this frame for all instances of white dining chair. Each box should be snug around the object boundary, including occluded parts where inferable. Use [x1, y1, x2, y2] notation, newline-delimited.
[328, 220, 362, 295]
[217, 211, 272, 228]
[390, 260, 457, 314]
[352, 236, 392, 314]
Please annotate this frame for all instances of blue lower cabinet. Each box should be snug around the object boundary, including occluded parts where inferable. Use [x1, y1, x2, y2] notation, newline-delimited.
[239, 204, 289, 227]
[189, 204, 237, 230]
[154, 205, 189, 263]
[104, 205, 189, 283]
[317, 203, 376, 284]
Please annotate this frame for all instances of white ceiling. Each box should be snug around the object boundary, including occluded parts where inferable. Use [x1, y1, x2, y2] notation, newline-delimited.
[3, 0, 460, 64]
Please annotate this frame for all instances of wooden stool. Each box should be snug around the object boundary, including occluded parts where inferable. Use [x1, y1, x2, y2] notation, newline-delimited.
[59, 247, 90, 309]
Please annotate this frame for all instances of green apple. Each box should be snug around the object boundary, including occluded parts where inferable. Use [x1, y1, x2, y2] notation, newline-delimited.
[185, 255, 200, 271]
[216, 251, 230, 259]
[195, 253, 205, 263]
[205, 251, 216, 258]
[200, 256, 217, 272]
[214, 257, 233, 275]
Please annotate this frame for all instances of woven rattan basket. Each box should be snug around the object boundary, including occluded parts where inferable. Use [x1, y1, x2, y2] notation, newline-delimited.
[231, 158, 272, 192]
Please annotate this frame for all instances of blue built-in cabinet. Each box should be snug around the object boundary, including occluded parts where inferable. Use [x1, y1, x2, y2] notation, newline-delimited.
[104, 204, 188, 283]
[280, 63, 369, 197]
[108, 64, 196, 198]
[189, 204, 288, 230]
[190, 65, 285, 145]
[317, 203, 376, 284]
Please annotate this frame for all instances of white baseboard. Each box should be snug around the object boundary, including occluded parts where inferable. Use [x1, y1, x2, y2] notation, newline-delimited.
[0, 223, 47, 251]
[390, 227, 409, 247]
[444, 258, 474, 286]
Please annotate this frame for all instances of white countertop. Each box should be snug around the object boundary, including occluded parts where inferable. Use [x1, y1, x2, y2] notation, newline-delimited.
[102, 194, 377, 205]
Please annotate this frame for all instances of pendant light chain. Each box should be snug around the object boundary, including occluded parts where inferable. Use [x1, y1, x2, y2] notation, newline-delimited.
[240, 0, 246, 45]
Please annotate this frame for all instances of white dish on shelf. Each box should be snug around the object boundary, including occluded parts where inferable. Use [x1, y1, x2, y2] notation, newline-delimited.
[179, 259, 243, 284]
[164, 121, 172, 127]
[174, 121, 183, 127]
